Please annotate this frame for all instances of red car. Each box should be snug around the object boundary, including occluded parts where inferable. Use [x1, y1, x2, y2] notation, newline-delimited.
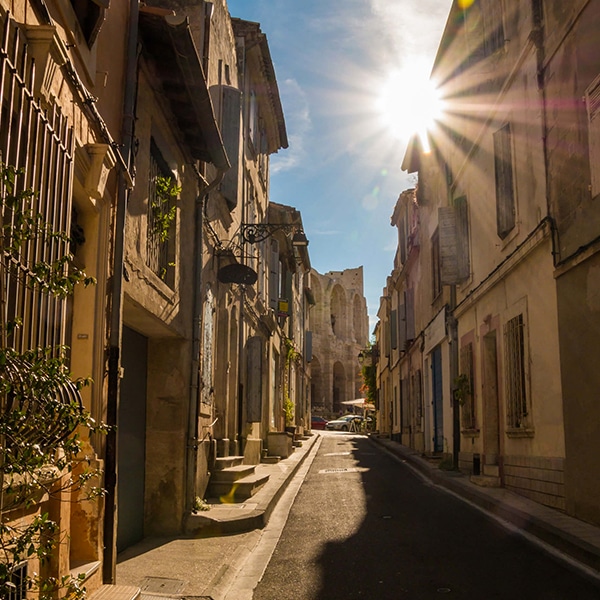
[311, 416, 329, 430]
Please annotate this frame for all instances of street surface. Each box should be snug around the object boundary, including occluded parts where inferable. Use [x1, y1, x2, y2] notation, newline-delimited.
[247, 432, 600, 599]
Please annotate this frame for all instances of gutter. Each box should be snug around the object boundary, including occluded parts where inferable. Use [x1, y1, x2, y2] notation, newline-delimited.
[186, 166, 226, 516]
[103, 0, 139, 583]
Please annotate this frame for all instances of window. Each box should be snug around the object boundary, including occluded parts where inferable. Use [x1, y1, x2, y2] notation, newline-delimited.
[431, 228, 442, 299]
[465, 0, 505, 62]
[147, 138, 177, 286]
[69, 0, 108, 47]
[460, 342, 477, 430]
[494, 123, 516, 239]
[585, 73, 600, 198]
[401, 378, 410, 431]
[390, 309, 398, 350]
[412, 370, 423, 431]
[504, 314, 530, 430]
[439, 196, 470, 284]
[1, 14, 74, 354]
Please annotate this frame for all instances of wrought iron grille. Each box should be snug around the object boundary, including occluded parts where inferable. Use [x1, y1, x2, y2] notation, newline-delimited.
[6, 561, 27, 600]
[0, 13, 74, 354]
[146, 138, 175, 286]
[459, 342, 476, 430]
[504, 314, 528, 428]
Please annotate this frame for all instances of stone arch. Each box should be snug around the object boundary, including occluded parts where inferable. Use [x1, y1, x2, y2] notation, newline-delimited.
[330, 284, 347, 339]
[333, 361, 346, 414]
[310, 355, 325, 411]
[352, 293, 365, 344]
[311, 274, 323, 305]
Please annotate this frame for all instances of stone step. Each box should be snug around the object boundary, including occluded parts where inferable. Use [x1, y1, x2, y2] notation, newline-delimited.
[470, 474, 502, 488]
[483, 463, 500, 478]
[208, 472, 270, 501]
[293, 440, 303, 448]
[89, 585, 140, 600]
[261, 455, 281, 464]
[210, 464, 257, 483]
[214, 455, 245, 470]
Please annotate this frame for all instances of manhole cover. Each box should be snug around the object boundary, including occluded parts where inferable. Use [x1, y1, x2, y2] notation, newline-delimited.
[140, 577, 185, 595]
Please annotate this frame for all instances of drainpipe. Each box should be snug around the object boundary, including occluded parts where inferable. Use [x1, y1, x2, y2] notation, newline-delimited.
[103, 0, 138, 584]
[186, 166, 225, 516]
[448, 288, 460, 470]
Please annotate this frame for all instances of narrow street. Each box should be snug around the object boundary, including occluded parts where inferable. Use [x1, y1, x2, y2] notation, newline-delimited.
[248, 432, 600, 600]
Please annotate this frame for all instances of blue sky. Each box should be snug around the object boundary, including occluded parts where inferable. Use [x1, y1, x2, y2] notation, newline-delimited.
[227, 0, 453, 332]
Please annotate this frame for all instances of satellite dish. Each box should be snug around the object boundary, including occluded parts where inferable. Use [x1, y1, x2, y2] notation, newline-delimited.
[217, 263, 258, 285]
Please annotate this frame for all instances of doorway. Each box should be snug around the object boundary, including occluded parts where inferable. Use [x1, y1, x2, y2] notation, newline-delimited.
[482, 332, 500, 469]
[117, 327, 148, 552]
[431, 346, 444, 453]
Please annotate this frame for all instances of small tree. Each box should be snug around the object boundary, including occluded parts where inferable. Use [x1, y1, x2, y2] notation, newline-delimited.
[0, 163, 106, 599]
[283, 337, 300, 427]
[359, 343, 377, 408]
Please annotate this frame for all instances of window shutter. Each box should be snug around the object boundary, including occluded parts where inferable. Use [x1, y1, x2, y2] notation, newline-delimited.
[455, 196, 470, 280]
[218, 85, 241, 209]
[398, 302, 407, 349]
[390, 309, 398, 350]
[585, 74, 600, 197]
[439, 206, 459, 285]
[494, 123, 515, 239]
[405, 288, 415, 341]
[269, 239, 280, 310]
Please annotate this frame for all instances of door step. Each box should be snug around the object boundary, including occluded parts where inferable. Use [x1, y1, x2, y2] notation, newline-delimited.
[470, 474, 502, 487]
[207, 471, 270, 501]
[213, 455, 245, 470]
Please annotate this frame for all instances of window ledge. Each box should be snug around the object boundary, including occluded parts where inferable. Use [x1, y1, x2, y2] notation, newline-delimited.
[506, 427, 535, 438]
[461, 428, 480, 438]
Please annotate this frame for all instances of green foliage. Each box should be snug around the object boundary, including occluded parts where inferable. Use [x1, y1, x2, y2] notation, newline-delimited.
[453, 373, 471, 406]
[151, 175, 180, 244]
[283, 394, 294, 426]
[282, 338, 299, 426]
[358, 343, 378, 406]
[0, 163, 106, 599]
[193, 497, 210, 512]
[284, 336, 300, 367]
[1, 163, 96, 298]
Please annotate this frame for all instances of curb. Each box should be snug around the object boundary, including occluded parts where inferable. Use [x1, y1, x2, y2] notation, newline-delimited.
[369, 435, 600, 578]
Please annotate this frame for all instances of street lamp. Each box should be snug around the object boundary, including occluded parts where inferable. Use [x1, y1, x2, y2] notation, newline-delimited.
[240, 222, 309, 246]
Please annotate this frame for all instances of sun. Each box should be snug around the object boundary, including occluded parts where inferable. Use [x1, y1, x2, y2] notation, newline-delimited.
[376, 60, 445, 152]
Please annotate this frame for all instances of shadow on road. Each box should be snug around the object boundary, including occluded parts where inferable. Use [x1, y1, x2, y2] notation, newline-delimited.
[313, 436, 599, 600]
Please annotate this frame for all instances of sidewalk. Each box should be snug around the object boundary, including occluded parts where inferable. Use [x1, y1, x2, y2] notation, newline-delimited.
[105, 432, 600, 599]
[369, 435, 600, 581]
[111, 433, 321, 600]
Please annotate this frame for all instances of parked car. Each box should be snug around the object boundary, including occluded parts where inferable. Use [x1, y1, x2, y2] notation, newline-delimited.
[326, 415, 364, 431]
[311, 416, 329, 430]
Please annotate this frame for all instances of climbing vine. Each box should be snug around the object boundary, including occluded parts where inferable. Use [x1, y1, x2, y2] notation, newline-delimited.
[282, 337, 300, 426]
[0, 163, 107, 599]
[151, 174, 180, 244]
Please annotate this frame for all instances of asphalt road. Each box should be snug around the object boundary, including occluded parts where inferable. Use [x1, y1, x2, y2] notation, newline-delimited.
[252, 431, 600, 600]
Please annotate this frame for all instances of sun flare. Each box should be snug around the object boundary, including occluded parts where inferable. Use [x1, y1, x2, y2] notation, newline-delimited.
[376, 61, 445, 152]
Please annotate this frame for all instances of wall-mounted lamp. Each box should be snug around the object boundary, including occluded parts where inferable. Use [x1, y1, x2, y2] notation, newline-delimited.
[241, 223, 309, 247]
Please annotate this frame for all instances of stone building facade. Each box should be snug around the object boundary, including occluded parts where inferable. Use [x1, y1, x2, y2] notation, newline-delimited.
[377, 0, 600, 526]
[0, 1, 311, 597]
[310, 267, 369, 417]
